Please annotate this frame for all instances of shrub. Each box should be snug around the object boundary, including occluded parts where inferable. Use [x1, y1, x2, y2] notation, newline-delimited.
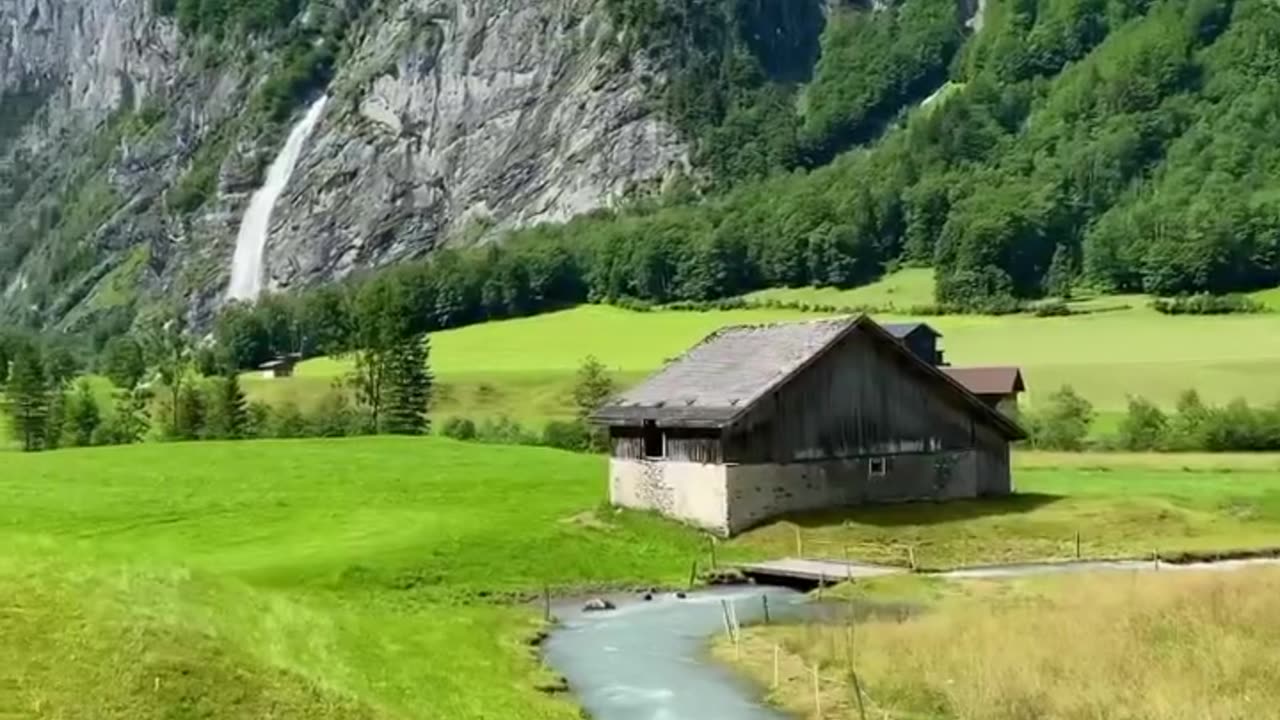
[1151, 294, 1265, 315]
[541, 420, 591, 452]
[441, 416, 478, 441]
[270, 401, 308, 438]
[1116, 395, 1168, 451]
[1026, 385, 1094, 451]
[475, 416, 537, 445]
[1033, 300, 1073, 317]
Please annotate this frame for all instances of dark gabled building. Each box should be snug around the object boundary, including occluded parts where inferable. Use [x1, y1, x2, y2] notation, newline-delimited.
[943, 367, 1026, 417]
[592, 316, 1026, 536]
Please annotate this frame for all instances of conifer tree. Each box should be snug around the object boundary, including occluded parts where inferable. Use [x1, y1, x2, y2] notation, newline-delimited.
[66, 379, 102, 447]
[383, 334, 432, 435]
[205, 374, 249, 439]
[4, 344, 50, 452]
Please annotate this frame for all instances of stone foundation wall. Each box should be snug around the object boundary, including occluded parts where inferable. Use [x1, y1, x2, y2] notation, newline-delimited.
[610, 449, 1009, 536]
[723, 451, 981, 535]
[609, 459, 730, 535]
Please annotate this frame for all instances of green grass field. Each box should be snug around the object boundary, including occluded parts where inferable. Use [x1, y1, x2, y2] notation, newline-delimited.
[743, 267, 937, 309]
[4, 441, 1280, 717]
[244, 300, 1280, 426]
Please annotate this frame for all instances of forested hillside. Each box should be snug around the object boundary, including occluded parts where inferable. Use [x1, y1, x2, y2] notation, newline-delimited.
[566, 0, 1280, 308]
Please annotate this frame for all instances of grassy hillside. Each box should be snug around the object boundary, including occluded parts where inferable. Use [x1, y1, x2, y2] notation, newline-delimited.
[244, 302, 1280, 423]
[3, 440, 1280, 715]
[0, 438, 703, 719]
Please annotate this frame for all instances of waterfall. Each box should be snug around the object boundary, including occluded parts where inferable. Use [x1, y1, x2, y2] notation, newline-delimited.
[227, 95, 329, 302]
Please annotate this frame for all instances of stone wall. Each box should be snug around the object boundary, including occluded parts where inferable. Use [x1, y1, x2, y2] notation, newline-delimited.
[611, 448, 1010, 536]
[722, 451, 982, 535]
[609, 459, 730, 535]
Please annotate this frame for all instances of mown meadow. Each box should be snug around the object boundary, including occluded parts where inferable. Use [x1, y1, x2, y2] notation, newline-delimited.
[3, 440, 1280, 717]
[241, 295, 1280, 428]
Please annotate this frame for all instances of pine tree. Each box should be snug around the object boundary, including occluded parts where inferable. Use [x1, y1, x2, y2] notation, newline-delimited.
[66, 379, 102, 447]
[1045, 243, 1075, 299]
[44, 385, 68, 450]
[173, 383, 206, 440]
[205, 374, 248, 439]
[382, 334, 433, 435]
[4, 344, 50, 452]
[572, 355, 615, 421]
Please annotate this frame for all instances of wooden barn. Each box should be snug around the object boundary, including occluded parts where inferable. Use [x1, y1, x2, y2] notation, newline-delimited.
[592, 316, 1026, 536]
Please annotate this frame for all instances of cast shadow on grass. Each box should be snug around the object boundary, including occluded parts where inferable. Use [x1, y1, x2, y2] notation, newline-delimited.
[785, 493, 1066, 529]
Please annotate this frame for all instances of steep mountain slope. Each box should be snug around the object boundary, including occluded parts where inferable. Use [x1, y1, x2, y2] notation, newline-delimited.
[4, 0, 1278, 341]
[0, 0, 686, 331]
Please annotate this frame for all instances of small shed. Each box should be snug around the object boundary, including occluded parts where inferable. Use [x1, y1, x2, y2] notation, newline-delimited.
[258, 354, 301, 379]
[883, 322, 946, 366]
[592, 316, 1026, 536]
[942, 367, 1026, 417]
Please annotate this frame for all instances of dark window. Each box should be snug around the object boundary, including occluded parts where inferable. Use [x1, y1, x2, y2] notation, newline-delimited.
[869, 457, 887, 477]
[643, 421, 666, 458]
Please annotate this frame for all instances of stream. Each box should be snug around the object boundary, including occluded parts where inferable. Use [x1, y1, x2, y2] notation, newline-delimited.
[543, 557, 1280, 720]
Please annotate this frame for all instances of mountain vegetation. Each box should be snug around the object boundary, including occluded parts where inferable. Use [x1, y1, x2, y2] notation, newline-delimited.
[187, 0, 1280, 348]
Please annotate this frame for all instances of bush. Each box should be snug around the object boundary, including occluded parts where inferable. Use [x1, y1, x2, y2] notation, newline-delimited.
[541, 420, 591, 452]
[309, 390, 368, 437]
[1033, 300, 1074, 317]
[1116, 395, 1168, 451]
[475, 416, 537, 445]
[270, 401, 308, 438]
[1151, 294, 1265, 315]
[441, 416, 478, 441]
[1026, 385, 1094, 451]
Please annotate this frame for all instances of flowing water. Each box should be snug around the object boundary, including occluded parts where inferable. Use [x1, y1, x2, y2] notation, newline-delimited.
[544, 557, 1280, 720]
[544, 587, 809, 720]
[227, 95, 329, 302]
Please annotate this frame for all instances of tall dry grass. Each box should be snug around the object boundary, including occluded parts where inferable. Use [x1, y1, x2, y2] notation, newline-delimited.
[724, 568, 1280, 720]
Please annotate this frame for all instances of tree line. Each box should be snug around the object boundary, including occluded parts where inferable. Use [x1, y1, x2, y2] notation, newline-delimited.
[0, 291, 433, 452]
[1023, 386, 1280, 452]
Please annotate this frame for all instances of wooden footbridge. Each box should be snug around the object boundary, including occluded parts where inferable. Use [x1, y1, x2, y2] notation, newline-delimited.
[737, 558, 905, 586]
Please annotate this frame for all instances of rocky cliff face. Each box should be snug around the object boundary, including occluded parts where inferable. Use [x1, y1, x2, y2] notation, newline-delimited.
[0, 0, 686, 327]
[268, 0, 685, 291]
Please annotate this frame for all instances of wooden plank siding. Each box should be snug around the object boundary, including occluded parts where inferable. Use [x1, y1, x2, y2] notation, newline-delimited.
[610, 427, 724, 464]
[722, 327, 995, 465]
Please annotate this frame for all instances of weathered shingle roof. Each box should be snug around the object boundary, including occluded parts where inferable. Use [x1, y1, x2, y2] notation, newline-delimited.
[593, 318, 857, 426]
[943, 367, 1026, 396]
[593, 315, 1025, 440]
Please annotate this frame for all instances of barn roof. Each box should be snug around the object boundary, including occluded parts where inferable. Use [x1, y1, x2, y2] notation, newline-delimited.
[593, 316, 1024, 439]
[882, 322, 941, 339]
[943, 367, 1026, 396]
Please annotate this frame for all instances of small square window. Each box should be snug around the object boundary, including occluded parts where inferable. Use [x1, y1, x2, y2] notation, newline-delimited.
[869, 457, 887, 477]
[643, 421, 666, 458]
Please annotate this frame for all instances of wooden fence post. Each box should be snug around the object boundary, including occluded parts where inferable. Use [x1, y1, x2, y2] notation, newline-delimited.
[710, 537, 719, 570]
[812, 664, 822, 718]
[795, 526, 804, 558]
[1075, 531, 1082, 560]
[689, 559, 699, 590]
[908, 546, 917, 572]
[762, 594, 771, 625]
[772, 644, 780, 689]
[543, 585, 552, 622]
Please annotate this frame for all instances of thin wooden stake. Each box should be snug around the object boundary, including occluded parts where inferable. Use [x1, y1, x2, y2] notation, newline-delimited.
[762, 594, 771, 625]
[844, 624, 868, 720]
[794, 526, 804, 558]
[812, 664, 822, 718]
[543, 585, 552, 622]
[710, 537, 719, 570]
[908, 546, 918, 572]
[1154, 549, 1160, 571]
[720, 600, 734, 639]
[772, 643, 780, 689]
[1075, 531, 1082, 559]
[688, 559, 699, 589]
